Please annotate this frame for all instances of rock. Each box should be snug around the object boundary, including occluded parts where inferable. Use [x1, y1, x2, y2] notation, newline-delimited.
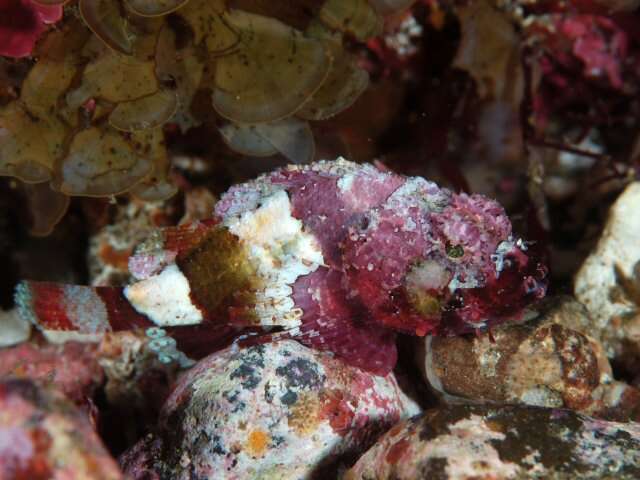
[88, 189, 216, 287]
[0, 308, 31, 348]
[96, 330, 182, 449]
[345, 404, 640, 480]
[417, 295, 640, 420]
[0, 341, 103, 405]
[98, 331, 178, 413]
[0, 332, 178, 415]
[121, 339, 421, 479]
[574, 182, 640, 360]
[593, 380, 640, 422]
[88, 201, 175, 287]
[0, 378, 122, 480]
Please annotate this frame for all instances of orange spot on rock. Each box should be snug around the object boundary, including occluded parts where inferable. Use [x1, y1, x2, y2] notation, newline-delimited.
[99, 244, 132, 270]
[247, 429, 269, 457]
[388, 423, 405, 437]
[320, 390, 355, 436]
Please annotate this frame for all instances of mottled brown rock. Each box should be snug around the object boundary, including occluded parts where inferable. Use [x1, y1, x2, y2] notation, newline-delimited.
[418, 296, 640, 420]
[345, 404, 640, 480]
[0, 378, 122, 480]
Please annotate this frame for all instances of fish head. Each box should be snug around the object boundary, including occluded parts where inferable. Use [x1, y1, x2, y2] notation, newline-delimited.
[345, 189, 548, 337]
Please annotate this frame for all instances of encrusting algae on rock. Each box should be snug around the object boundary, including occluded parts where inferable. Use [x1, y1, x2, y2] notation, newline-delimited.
[15, 159, 547, 375]
[120, 340, 421, 479]
[0, 378, 123, 480]
[345, 404, 640, 480]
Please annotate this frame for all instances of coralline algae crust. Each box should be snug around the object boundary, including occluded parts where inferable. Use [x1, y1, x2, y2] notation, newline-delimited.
[123, 340, 420, 479]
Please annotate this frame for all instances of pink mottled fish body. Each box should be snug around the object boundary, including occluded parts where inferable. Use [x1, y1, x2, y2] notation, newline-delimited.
[17, 159, 547, 375]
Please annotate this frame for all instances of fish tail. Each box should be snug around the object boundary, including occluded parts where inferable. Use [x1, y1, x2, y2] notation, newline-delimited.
[15, 281, 154, 334]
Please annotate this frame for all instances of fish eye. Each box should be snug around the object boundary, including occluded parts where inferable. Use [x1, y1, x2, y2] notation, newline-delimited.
[358, 216, 370, 231]
[446, 244, 464, 258]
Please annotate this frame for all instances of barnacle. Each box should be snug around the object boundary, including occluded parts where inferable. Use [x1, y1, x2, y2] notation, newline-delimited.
[130, 127, 177, 201]
[0, 26, 84, 182]
[125, 0, 190, 17]
[0, 101, 63, 182]
[66, 36, 160, 108]
[21, 181, 70, 237]
[318, 0, 382, 41]
[154, 25, 204, 132]
[109, 89, 178, 132]
[298, 23, 369, 121]
[219, 122, 278, 157]
[176, 0, 238, 54]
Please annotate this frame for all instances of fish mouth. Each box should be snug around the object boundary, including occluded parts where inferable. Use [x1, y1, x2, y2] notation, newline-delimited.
[439, 247, 549, 335]
[372, 237, 548, 337]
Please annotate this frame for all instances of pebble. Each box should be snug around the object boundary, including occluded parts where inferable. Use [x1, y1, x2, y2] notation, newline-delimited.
[0, 308, 31, 348]
[0, 378, 122, 480]
[121, 339, 421, 479]
[345, 404, 640, 479]
[417, 295, 640, 420]
[574, 182, 640, 360]
[0, 341, 103, 406]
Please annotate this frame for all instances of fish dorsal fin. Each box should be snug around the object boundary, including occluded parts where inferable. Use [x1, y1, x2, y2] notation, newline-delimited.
[128, 218, 219, 280]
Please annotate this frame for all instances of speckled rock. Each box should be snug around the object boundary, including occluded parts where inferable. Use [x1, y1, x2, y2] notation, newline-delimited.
[345, 404, 640, 480]
[0, 341, 103, 405]
[574, 182, 640, 360]
[0, 378, 122, 480]
[417, 296, 640, 420]
[121, 339, 421, 479]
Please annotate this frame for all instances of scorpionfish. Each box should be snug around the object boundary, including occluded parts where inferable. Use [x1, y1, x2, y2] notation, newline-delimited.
[16, 159, 547, 375]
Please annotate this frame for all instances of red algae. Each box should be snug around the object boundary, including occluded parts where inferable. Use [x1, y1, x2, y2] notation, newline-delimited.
[0, 0, 62, 58]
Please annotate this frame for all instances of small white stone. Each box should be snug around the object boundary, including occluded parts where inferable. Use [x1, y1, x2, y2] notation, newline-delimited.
[0, 308, 31, 347]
